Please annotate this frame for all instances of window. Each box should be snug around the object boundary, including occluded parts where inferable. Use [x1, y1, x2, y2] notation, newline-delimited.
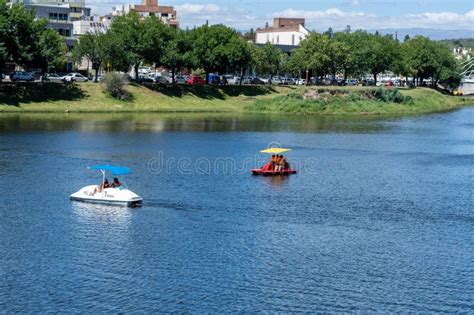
[292, 34, 295, 46]
[49, 13, 54, 20]
[277, 35, 279, 44]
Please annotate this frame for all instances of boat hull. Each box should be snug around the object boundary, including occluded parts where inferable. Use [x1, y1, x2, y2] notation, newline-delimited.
[70, 185, 143, 207]
[252, 169, 297, 176]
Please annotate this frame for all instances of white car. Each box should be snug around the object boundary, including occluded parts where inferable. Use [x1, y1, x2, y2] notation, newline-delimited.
[45, 73, 65, 83]
[10, 71, 35, 82]
[63, 73, 89, 82]
[295, 78, 306, 85]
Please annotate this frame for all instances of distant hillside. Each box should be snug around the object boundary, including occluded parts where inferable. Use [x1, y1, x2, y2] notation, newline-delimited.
[367, 28, 473, 41]
[302, 28, 473, 41]
[439, 38, 474, 49]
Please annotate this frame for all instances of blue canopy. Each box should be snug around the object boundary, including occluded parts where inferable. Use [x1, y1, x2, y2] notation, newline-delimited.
[88, 165, 131, 175]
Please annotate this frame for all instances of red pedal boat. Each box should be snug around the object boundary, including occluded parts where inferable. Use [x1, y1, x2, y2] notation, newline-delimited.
[252, 147, 297, 176]
[252, 168, 297, 176]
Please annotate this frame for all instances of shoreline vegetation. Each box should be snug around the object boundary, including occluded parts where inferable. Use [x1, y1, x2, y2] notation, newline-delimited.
[0, 82, 471, 115]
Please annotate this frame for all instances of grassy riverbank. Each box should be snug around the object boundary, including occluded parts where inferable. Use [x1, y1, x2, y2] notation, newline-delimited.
[0, 82, 470, 115]
[0, 82, 284, 113]
[246, 87, 471, 115]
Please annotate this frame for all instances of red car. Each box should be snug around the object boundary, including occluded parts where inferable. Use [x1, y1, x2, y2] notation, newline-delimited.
[185, 76, 206, 85]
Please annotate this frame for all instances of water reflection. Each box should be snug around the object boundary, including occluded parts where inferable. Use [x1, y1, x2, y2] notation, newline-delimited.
[0, 112, 394, 133]
[71, 202, 132, 226]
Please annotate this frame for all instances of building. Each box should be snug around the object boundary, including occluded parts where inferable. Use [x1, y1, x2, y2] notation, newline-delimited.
[73, 16, 111, 37]
[9, 0, 91, 49]
[453, 47, 472, 60]
[111, 0, 179, 27]
[255, 18, 309, 47]
[10, 0, 91, 21]
[9, 0, 92, 71]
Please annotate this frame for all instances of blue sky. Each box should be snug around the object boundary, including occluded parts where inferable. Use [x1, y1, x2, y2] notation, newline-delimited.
[89, 0, 474, 31]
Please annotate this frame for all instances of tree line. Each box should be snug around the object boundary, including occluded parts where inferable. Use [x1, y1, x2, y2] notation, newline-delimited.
[75, 15, 461, 88]
[0, 1, 462, 88]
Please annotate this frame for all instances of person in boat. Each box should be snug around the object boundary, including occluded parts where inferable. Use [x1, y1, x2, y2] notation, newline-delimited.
[91, 178, 110, 195]
[281, 156, 289, 171]
[262, 154, 275, 171]
[275, 154, 283, 171]
[111, 177, 122, 188]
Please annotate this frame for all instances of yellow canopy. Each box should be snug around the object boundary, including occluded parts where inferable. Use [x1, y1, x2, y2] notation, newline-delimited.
[260, 148, 291, 154]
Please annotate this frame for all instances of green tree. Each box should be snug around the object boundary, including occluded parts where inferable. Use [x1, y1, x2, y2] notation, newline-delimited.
[0, 0, 8, 81]
[401, 36, 439, 85]
[161, 28, 196, 83]
[227, 37, 252, 85]
[141, 16, 169, 69]
[253, 42, 285, 80]
[350, 31, 398, 84]
[191, 24, 245, 84]
[73, 32, 108, 82]
[5, 1, 39, 67]
[402, 38, 461, 88]
[290, 32, 332, 81]
[333, 32, 355, 79]
[107, 12, 147, 81]
[34, 28, 67, 77]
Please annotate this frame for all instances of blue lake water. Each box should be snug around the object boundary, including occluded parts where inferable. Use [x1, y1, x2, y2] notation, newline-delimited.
[0, 109, 473, 312]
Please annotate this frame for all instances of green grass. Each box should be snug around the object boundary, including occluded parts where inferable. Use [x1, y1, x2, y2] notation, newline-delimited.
[246, 86, 471, 115]
[0, 82, 290, 113]
[0, 82, 470, 115]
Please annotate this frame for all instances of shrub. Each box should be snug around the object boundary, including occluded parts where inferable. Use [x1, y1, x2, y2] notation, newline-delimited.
[101, 72, 129, 100]
[371, 88, 409, 103]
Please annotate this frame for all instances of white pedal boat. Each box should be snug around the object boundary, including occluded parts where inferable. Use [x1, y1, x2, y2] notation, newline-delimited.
[70, 165, 143, 207]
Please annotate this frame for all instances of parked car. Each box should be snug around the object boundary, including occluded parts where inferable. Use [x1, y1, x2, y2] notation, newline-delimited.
[346, 79, 358, 86]
[295, 78, 306, 85]
[185, 75, 206, 85]
[259, 77, 270, 84]
[44, 73, 65, 83]
[279, 77, 294, 85]
[269, 77, 282, 85]
[225, 75, 239, 85]
[251, 77, 265, 85]
[384, 80, 394, 87]
[241, 76, 253, 85]
[175, 76, 187, 84]
[361, 79, 375, 86]
[155, 76, 170, 84]
[63, 72, 88, 82]
[10, 71, 35, 82]
[30, 71, 43, 80]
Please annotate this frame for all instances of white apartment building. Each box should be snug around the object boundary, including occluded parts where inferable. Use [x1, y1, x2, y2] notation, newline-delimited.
[255, 18, 309, 47]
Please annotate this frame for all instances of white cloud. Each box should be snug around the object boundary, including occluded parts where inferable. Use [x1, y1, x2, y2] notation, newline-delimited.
[174, 3, 260, 29]
[176, 4, 221, 15]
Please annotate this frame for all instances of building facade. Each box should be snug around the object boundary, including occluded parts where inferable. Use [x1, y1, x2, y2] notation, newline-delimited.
[111, 0, 179, 27]
[9, 0, 91, 48]
[255, 18, 309, 47]
[73, 16, 111, 37]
